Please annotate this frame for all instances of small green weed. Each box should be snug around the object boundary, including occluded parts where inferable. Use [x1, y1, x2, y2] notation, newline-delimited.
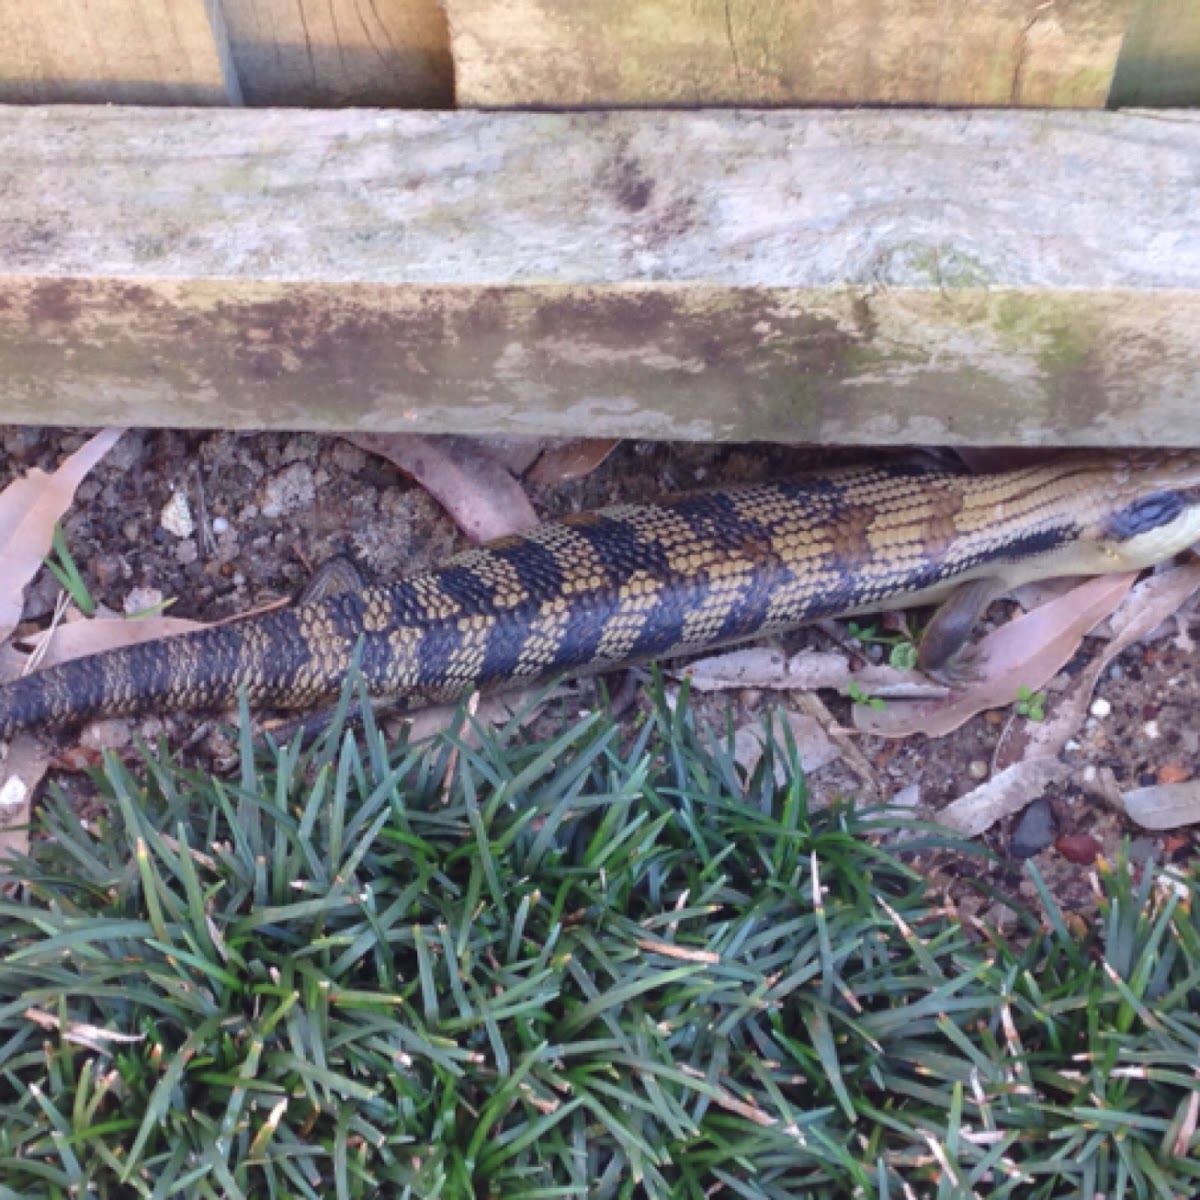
[43, 523, 96, 616]
[847, 678, 886, 711]
[1015, 685, 1047, 721]
[846, 619, 919, 671]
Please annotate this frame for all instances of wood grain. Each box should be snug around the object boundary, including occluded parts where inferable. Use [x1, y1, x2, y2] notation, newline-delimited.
[445, 0, 1133, 109]
[0, 0, 239, 105]
[1109, 0, 1200, 107]
[221, 0, 452, 107]
[1, 106, 1198, 445]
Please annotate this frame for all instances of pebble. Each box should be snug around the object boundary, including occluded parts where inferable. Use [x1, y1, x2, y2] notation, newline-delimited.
[160, 490, 194, 539]
[124, 587, 164, 616]
[259, 463, 316, 518]
[1157, 763, 1192, 785]
[1010, 797, 1056, 860]
[89, 554, 124, 589]
[1143, 719, 1160, 740]
[1089, 697, 1112, 719]
[330, 441, 367, 474]
[1056, 833, 1102, 866]
[968, 759, 989, 781]
[212, 516, 229, 535]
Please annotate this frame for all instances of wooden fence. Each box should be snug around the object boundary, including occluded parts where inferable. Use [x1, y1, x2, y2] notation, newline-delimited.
[1, 0, 1197, 444]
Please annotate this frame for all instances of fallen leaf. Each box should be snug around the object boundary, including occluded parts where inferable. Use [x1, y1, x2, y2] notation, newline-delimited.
[6, 615, 206, 680]
[0, 735, 50, 865]
[1122, 781, 1200, 831]
[473, 437, 549, 477]
[936, 757, 1067, 838]
[732, 710, 840, 782]
[527, 439, 621, 485]
[0, 428, 124, 641]
[346, 433, 539, 543]
[854, 573, 1137, 739]
[1024, 560, 1200, 761]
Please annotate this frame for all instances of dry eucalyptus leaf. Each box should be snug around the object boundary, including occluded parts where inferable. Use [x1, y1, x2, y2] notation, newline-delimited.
[1121, 781, 1200, 831]
[0, 734, 51, 865]
[474, 436, 550, 477]
[0, 428, 124, 642]
[14, 615, 206, 673]
[1025, 559, 1200, 761]
[936, 756, 1067, 838]
[732, 711, 839, 782]
[527, 438, 621, 485]
[346, 433, 539, 543]
[854, 573, 1136, 740]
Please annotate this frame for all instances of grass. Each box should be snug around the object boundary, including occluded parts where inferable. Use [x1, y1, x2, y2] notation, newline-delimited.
[0, 679, 1199, 1198]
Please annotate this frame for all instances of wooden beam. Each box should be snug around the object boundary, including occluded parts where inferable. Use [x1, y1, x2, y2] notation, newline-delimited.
[2, 106, 1199, 446]
[1109, 0, 1200, 107]
[444, 0, 1133, 109]
[221, 0, 453, 108]
[0, 0, 239, 106]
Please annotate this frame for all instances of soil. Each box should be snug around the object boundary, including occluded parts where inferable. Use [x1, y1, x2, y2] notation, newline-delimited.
[2, 427, 1197, 927]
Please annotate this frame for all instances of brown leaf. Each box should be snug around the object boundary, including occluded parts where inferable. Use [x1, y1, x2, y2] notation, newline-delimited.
[732, 710, 840, 782]
[9, 615, 206, 680]
[0, 429, 124, 641]
[1122, 781, 1200, 831]
[0, 734, 50, 866]
[527, 439, 621, 485]
[346, 433, 539, 543]
[854, 573, 1137, 740]
[1024, 560, 1200, 761]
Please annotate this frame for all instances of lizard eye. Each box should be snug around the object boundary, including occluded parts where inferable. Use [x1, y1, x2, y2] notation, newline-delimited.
[1103, 491, 1185, 542]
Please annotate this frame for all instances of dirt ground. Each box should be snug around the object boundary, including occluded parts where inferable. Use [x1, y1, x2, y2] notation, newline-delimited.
[2, 427, 1196, 926]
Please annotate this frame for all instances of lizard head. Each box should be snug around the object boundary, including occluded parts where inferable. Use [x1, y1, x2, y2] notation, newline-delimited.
[1096, 450, 1200, 570]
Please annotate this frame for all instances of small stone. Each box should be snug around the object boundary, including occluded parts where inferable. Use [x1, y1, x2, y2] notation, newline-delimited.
[124, 587, 164, 616]
[175, 540, 199, 566]
[89, 554, 124, 589]
[1011, 797, 1056, 860]
[968, 759, 989, 781]
[105, 430, 145, 472]
[1056, 833, 1102, 865]
[1143, 719, 1161, 740]
[1108, 663, 1124, 681]
[259, 462, 316, 518]
[122, 519, 141, 543]
[1089, 697, 1112, 719]
[330, 441, 367, 474]
[212, 516, 229, 535]
[1158, 762, 1192, 785]
[160, 489, 195, 538]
